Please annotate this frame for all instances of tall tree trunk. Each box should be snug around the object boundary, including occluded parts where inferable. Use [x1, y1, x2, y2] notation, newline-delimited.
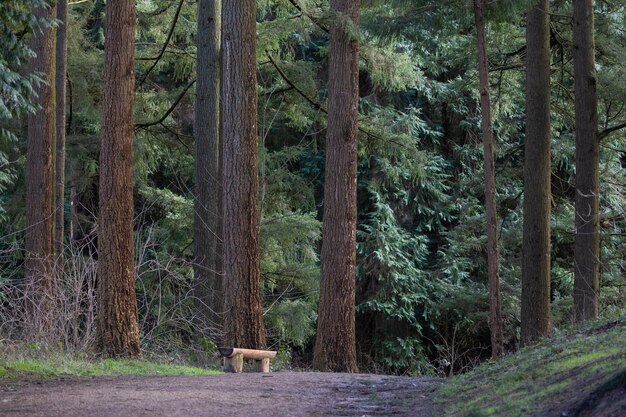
[55, 0, 68, 275]
[25, 2, 56, 338]
[573, 0, 599, 323]
[521, 0, 552, 345]
[96, 0, 140, 357]
[472, 0, 504, 359]
[194, 0, 222, 348]
[312, 0, 360, 372]
[221, 0, 266, 349]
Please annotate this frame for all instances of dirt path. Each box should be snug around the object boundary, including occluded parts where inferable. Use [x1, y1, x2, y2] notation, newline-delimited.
[0, 372, 442, 416]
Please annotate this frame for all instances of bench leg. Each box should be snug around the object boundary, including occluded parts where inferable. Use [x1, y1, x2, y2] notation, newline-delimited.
[224, 353, 244, 373]
[253, 358, 270, 373]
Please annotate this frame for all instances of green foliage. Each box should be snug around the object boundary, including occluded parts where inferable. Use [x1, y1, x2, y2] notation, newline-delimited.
[0, 0, 55, 220]
[265, 299, 317, 348]
[260, 155, 321, 348]
[0, 0, 53, 119]
[1, 0, 624, 376]
[356, 188, 437, 372]
[200, 337, 216, 354]
[82, 0, 626, 371]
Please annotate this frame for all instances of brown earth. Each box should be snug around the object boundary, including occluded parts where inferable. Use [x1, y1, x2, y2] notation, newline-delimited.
[0, 372, 442, 417]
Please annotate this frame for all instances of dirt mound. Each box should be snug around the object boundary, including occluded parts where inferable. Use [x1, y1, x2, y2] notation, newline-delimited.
[566, 370, 626, 417]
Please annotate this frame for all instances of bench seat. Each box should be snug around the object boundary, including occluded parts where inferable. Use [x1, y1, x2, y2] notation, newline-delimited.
[218, 347, 277, 373]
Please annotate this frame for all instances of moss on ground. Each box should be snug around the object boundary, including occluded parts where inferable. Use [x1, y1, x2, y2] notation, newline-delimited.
[436, 317, 626, 417]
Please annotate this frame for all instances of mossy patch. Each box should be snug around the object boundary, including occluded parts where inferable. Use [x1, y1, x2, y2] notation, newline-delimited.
[436, 318, 626, 417]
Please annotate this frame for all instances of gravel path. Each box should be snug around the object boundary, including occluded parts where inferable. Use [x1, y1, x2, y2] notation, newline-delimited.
[0, 372, 442, 417]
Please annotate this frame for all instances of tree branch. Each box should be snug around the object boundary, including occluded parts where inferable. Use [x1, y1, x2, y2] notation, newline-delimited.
[489, 63, 524, 72]
[287, 0, 329, 33]
[266, 53, 324, 112]
[262, 86, 294, 97]
[134, 79, 196, 131]
[266, 54, 406, 149]
[599, 121, 626, 141]
[137, 0, 185, 88]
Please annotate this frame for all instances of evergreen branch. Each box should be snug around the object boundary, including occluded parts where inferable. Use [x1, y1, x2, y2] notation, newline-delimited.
[503, 44, 526, 58]
[134, 79, 196, 131]
[547, 12, 573, 20]
[600, 144, 625, 153]
[137, 0, 185, 88]
[265, 53, 403, 148]
[550, 24, 570, 48]
[489, 63, 524, 72]
[146, 3, 176, 17]
[261, 86, 294, 97]
[599, 122, 626, 141]
[266, 53, 324, 112]
[287, 0, 329, 33]
[159, 122, 191, 152]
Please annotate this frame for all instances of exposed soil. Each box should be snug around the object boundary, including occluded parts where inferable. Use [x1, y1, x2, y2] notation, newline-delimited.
[563, 370, 626, 417]
[0, 372, 442, 417]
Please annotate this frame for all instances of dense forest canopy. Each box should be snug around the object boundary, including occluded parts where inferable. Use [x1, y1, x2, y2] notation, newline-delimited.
[0, 0, 624, 375]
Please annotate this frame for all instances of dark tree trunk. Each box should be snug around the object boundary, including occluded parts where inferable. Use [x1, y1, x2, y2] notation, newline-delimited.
[473, 0, 504, 359]
[312, 0, 360, 372]
[55, 0, 68, 272]
[521, 0, 552, 345]
[573, 0, 599, 323]
[193, 0, 222, 346]
[96, 0, 141, 357]
[25, 2, 56, 337]
[221, 0, 266, 349]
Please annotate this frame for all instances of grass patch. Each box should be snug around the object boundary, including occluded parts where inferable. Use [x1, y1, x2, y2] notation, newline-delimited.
[0, 344, 221, 380]
[436, 317, 626, 417]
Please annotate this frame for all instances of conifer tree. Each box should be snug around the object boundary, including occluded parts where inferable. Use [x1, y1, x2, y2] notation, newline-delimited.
[54, 0, 68, 272]
[25, 1, 56, 337]
[472, 0, 504, 358]
[313, 0, 360, 372]
[521, 0, 552, 344]
[221, 0, 266, 348]
[572, 0, 599, 322]
[194, 0, 222, 346]
[96, 0, 141, 357]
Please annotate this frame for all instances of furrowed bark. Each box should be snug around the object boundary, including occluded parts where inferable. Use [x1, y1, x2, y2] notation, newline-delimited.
[313, 0, 360, 372]
[96, 0, 141, 357]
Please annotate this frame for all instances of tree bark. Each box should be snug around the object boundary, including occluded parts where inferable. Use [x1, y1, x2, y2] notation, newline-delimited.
[96, 0, 141, 357]
[193, 0, 222, 347]
[472, 0, 504, 359]
[573, 0, 599, 323]
[221, 0, 266, 349]
[55, 0, 68, 274]
[25, 2, 57, 338]
[312, 0, 360, 372]
[521, 0, 552, 345]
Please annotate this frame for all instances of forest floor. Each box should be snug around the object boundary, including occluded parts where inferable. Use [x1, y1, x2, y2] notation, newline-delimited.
[0, 372, 442, 417]
[1, 318, 623, 416]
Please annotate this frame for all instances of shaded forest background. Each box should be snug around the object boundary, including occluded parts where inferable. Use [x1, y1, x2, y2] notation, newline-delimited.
[1, 0, 624, 375]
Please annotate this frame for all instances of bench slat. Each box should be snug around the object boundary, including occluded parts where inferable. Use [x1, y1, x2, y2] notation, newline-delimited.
[218, 347, 277, 360]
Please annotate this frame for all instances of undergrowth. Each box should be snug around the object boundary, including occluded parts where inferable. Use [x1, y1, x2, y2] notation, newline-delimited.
[436, 315, 626, 416]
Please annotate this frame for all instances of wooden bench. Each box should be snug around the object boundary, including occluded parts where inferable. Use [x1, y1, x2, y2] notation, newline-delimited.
[218, 347, 277, 373]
